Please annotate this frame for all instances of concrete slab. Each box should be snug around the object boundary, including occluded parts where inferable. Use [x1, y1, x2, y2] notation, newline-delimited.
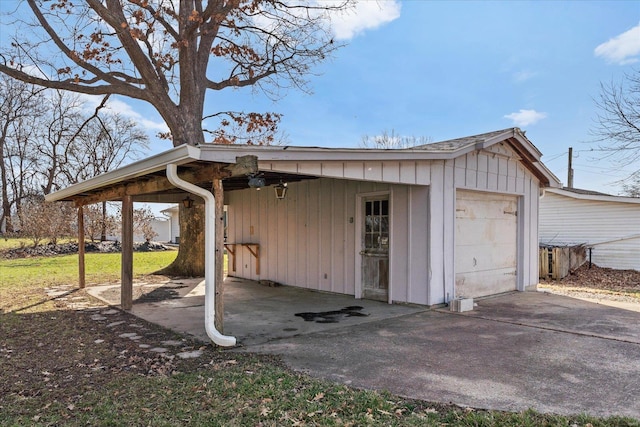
[459, 291, 640, 344]
[86, 277, 427, 346]
[87, 281, 640, 418]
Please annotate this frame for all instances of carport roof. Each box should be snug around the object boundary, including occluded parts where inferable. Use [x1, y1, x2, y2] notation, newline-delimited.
[46, 127, 561, 204]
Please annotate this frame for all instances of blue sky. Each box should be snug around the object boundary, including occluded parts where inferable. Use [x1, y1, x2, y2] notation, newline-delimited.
[3, 0, 639, 195]
[120, 0, 640, 195]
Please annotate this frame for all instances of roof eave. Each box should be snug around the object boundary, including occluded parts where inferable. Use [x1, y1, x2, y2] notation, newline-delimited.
[545, 187, 640, 203]
[45, 145, 201, 203]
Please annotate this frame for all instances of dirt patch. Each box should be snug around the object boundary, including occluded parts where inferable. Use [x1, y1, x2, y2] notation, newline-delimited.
[540, 263, 640, 303]
[1, 284, 281, 413]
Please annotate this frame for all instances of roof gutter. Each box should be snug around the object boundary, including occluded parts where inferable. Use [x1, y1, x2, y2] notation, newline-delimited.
[165, 163, 236, 347]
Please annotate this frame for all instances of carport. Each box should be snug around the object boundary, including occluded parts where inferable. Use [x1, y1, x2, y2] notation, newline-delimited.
[46, 128, 561, 347]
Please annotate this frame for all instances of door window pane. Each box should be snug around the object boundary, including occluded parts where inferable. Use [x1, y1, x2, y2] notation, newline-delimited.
[363, 197, 389, 253]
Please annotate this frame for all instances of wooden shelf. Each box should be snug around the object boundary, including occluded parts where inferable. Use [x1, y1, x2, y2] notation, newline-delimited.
[224, 243, 260, 275]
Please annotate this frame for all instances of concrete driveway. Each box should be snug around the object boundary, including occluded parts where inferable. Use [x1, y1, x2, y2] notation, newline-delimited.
[88, 280, 640, 419]
[246, 292, 640, 418]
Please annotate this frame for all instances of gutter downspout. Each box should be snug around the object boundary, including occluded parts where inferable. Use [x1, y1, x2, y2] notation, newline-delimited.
[166, 164, 237, 347]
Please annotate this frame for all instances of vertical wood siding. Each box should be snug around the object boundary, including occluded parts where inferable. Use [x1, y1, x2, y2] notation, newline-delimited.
[226, 179, 432, 305]
[227, 144, 541, 305]
[540, 192, 640, 270]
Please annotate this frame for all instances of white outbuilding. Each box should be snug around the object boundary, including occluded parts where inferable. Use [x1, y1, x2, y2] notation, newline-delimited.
[46, 127, 560, 344]
[223, 128, 560, 304]
[540, 187, 640, 271]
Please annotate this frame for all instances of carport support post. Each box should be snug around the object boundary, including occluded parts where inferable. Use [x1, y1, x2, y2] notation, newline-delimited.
[77, 205, 85, 289]
[213, 178, 225, 332]
[121, 195, 133, 310]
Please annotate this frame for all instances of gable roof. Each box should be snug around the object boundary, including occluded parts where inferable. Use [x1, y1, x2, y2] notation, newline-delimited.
[412, 128, 537, 153]
[45, 127, 561, 204]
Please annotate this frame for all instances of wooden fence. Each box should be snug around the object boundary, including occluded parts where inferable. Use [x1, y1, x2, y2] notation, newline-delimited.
[539, 245, 587, 280]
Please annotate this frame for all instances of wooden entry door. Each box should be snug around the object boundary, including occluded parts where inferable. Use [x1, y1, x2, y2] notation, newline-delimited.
[361, 197, 389, 302]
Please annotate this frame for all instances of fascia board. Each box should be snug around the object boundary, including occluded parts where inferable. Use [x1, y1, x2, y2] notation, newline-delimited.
[546, 187, 640, 204]
[45, 145, 201, 202]
[198, 144, 460, 162]
[534, 162, 562, 188]
[512, 131, 543, 159]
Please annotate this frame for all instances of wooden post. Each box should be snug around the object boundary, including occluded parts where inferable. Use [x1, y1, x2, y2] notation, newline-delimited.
[213, 178, 225, 332]
[567, 147, 574, 189]
[78, 205, 86, 289]
[121, 195, 133, 310]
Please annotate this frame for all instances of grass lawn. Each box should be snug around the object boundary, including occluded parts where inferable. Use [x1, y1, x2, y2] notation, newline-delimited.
[1, 251, 178, 286]
[1, 251, 638, 426]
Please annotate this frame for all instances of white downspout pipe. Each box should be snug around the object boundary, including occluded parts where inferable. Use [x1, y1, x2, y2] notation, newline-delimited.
[166, 164, 236, 347]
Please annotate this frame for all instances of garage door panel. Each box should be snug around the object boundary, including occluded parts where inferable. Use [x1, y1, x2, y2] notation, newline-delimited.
[456, 243, 517, 272]
[457, 203, 517, 220]
[456, 218, 517, 245]
[455, 190, 518, 299]
[457, 193, 517, 220]
[456, 267, 517, 298]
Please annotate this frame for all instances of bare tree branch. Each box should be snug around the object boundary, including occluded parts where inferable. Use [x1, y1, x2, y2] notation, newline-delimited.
[590, 69, 640, 170]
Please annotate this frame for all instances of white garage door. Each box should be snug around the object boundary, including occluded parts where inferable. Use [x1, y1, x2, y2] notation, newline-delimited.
[455, 190, 518, 298]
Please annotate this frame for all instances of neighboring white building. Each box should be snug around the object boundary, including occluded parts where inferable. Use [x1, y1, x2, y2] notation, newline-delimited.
[149, 217, 172, 242]
[540, 187, 640, 271]
[161, 205, 180, 244]
[106, 216, 172, 242]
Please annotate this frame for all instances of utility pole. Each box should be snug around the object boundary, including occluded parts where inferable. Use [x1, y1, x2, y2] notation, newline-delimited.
[567, 147, 574, 188]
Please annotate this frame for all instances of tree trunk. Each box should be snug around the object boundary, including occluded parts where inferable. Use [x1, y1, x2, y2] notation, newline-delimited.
[157, 202, 205, 276]
[0, 138, 13, 233]
[100, 200, 107, 241]
[213, 179, 225, 332]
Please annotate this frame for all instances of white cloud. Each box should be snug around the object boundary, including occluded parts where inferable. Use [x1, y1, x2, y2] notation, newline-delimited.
[594, 23, 640, 65]
[104, 98, 169, 133]
[80, 95, 169, 134]
[504, 109, 547, 126]
[329, 0, 401, 40]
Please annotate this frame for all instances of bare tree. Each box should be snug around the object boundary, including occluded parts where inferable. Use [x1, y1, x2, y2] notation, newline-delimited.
[1, 83, 147, 235]
[361, 129, 432, 149]
[0, 0, 349, 281]
[20, 196, 75, 247]
[84, 203, 119, 242]
[69, 110, 149, 241]
[0, 76, 44, 232]
[622, 175, 640, 197]
[36, 90, 87, 195]
[590, 69, 640, 179]
[133, 206, 159, 243]
[72, 113, 149, 182]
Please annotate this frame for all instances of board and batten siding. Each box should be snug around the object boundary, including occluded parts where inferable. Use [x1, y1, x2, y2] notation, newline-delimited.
[226, 178, 431, 305]
[226, 144, 542, 305]
[540, 191, 640, 270]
